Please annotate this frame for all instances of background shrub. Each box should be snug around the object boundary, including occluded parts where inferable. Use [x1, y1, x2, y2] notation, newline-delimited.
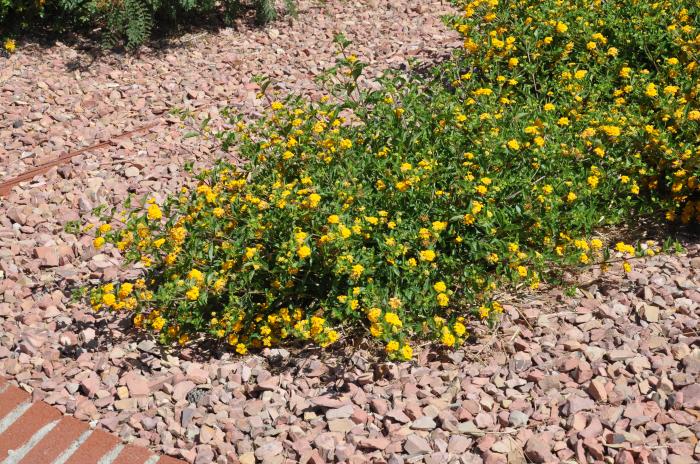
[87, 0, 698, 358]
[0, 0, 293, 49]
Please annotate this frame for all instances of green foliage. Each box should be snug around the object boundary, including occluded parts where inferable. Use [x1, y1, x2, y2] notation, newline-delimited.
[0, 0, 297, 49]
[254, 0, 276, 25]
[86, 0, 698, 358]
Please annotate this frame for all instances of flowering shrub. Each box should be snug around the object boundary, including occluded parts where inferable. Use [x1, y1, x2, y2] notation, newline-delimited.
[87, 0, 698, 358]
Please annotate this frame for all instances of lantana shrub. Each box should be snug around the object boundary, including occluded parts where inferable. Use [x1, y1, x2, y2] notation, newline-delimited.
[87, 0, 698, 359]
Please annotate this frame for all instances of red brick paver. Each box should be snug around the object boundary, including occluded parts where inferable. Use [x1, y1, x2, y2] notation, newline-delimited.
[18, 416, 88, 464]
[113, 444, 155, 464]
[0, 401, 61, 460]
[64, 428, 120, 464]
[0, 378, 185, 464]
[0, 384, 30, 419]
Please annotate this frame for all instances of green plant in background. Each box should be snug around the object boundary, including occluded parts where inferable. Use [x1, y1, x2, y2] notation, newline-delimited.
[0, 0, 296, 50]
[86, 0, 698, 358]
[254, 0, 276, 25]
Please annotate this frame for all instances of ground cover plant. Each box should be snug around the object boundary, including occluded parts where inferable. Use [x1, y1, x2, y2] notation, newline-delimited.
[86, 0, 699, 358]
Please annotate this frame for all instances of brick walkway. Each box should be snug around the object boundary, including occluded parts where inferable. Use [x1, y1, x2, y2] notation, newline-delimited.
[0, 377, 184, 464]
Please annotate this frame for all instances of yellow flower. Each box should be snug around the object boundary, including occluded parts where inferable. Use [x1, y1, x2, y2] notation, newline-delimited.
[170, 227, 187, 244]
[93, 237, 106, 249]
[555, 22, 568, 33]
[147, 204, 162, 221]
[517, 266, 528, 277]
[350, 264, 364, 278]
[245, 247, 257, 259]
[339, 139, 353, 149]
[327, 215, 340, 224]
[386, 340, 399, 353]
[213, 278, 226, 293]
[324, 329, 340, 346]
[102, 293, 116, 307]
[433, 281, 447, 292]
[308, 193, 321, 208]
[645, 83, 658, 97]
[441, 328, 455, 346]
[663, 85, 679, 96]
[615, 242, 635, 255]
[400, 344, 413, 360]
[384, 312, 402, 327]
[567, 191, 577, 202]
[601, 125, 621, 137]
[543, 103, 555, 112]
[151, 316, 166, 332]
[188, 269, 204, 283]
[432, 221, 447, 232]
[419, 250, 436, 262]
[619, 67, 632, 78]
[186, 286, 200, 301]
[118, 283, 133, 299]
[367, 308, 382, 322]
[587, 175, 599, 188]
[437, 293, 449, 307]
[507, 139, 520, 150]
[295, 232, 309, 245]
[236, 343, 248, 354]
[3, 39, 16, 53]
[453, 322, 466, 337]
[557, 117, 570, 126]
[479, 305, 490, 319]
[271, 101, 284, 110]
[297, 245, 311, 259]
[623, 262, 632, 273]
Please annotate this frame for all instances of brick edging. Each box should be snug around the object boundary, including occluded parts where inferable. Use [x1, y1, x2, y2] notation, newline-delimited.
[0, 376, 186, 464]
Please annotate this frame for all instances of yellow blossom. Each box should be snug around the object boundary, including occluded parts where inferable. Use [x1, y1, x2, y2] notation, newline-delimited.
[386, 340, 399, 353]
[297, 245, 311, 259]
[186, 286, 200, 301]
[400, 344, 413, 360]
[147, 203, 162, 220]
[4, 39, 16, 53]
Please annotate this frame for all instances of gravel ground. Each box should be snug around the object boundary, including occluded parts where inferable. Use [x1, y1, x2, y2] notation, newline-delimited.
[1, 1, 699, 463]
